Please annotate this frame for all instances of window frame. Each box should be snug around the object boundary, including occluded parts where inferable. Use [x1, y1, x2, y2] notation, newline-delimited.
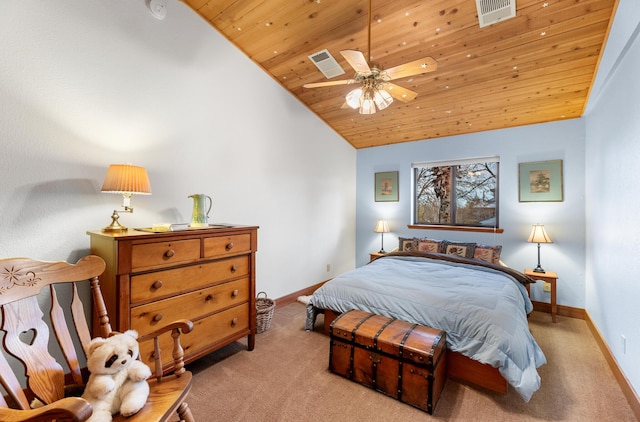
[411, 156, 501, 232]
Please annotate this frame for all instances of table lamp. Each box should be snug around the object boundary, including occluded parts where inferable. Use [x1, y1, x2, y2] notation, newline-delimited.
[527, 224, 552, 273]
[101, 164, 151, 232]
[374, 219, 391, 253]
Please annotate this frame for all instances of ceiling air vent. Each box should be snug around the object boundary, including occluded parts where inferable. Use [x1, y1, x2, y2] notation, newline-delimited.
[308, 49, 345, 79]
[475, 0, 516, 28]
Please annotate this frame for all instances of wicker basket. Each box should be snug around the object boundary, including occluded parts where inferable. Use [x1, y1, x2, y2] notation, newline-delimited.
[256, 291, 275, 333]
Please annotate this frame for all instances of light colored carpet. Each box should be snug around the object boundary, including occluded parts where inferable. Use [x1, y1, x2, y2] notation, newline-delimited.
[184, 302, 637, 421]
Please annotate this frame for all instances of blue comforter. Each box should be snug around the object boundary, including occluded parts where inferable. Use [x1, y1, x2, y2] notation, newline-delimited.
[308, 253, 546, 402]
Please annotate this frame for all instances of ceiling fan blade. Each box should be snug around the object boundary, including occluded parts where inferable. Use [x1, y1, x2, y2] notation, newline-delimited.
[385, 83, 418, 102]
[303, 79, 356, 88]
[340, 50, 371, 73]
[384, 57, 438, 80]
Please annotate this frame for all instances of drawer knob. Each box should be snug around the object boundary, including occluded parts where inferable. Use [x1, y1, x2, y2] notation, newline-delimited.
[231, 289, 239, 298]
[153, 313, 164, 322]
[231, 317, 238, 327]
[164, 249, 175, 258]
[205, 294, 214, 301]
[225, 242, 234, 251]
[152, 280, 163, 290]
[231, 264, 238, 273]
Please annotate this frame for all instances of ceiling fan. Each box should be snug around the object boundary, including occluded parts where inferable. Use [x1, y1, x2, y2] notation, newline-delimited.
[303, 0, 437, 114]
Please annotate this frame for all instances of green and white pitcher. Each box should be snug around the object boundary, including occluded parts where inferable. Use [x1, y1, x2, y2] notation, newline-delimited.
[188, 194, 212, 228]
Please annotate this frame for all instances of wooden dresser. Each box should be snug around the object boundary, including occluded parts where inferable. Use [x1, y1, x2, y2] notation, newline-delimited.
[87, 225, 258, 370]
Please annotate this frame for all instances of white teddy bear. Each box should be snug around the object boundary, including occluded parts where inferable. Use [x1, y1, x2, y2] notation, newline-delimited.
[81, 330, 151, 422]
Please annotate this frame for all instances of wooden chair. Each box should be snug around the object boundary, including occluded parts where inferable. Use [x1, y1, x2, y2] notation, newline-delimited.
[0, 255, 196, 422]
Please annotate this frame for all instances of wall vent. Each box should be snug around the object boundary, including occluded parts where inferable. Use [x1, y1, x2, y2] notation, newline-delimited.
[308, 49, 345, 79]
[475, 0, 516, 28]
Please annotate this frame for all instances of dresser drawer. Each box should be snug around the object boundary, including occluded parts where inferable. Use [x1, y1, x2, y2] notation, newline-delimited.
[131, 239, 200, 271]
[130, 256, 250, 304]
[130, 277, 249, 336]
[138, 303, 250, 368]
[203, 234, 251, 258]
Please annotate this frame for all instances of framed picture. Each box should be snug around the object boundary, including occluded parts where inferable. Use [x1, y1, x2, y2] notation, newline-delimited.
[375, 171, 399, 202]
[518, 160, 563, 202]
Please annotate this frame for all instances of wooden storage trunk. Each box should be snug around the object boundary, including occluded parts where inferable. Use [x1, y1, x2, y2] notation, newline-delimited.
[329, 309, 447, 414]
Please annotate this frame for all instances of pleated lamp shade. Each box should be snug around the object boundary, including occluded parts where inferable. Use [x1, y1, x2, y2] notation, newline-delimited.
[101, 164, 152, 195]
[374, 219, 391, 233]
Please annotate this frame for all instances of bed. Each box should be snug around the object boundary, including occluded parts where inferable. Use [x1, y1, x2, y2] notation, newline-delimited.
[305, 250, 547, 402]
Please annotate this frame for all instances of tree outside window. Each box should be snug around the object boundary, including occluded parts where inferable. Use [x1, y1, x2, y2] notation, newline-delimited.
[413, 159, 499, 228]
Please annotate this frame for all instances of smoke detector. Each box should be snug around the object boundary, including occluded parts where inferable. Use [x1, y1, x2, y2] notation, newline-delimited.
[308, 49, 345, 79]
[475, 0, 516, 28]
[146, 0, 167, 20]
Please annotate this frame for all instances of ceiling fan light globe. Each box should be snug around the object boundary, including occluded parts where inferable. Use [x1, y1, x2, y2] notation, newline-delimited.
[360, 97, 376, 114]
[346, 88, 363, 109]
[373, 88, 393, 110]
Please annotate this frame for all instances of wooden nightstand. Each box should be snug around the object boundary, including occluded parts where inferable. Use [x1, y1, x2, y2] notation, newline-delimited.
[370, 252, 386, 261]
[525, 269, 558, 323]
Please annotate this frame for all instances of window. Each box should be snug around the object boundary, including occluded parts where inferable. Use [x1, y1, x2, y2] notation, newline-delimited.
[412, 157, 499, 228]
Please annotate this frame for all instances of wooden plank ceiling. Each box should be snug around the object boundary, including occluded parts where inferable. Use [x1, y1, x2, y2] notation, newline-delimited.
[182, 0, 617, 149]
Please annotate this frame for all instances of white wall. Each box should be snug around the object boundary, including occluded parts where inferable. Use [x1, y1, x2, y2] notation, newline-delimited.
[356, 118, 586, 307]
[0, 0, 356, 299]
[584, 0, 640, 397]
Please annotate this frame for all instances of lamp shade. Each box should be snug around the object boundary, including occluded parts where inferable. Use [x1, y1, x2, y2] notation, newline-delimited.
[359, 94, 376, 114]
[101, 164, 152, 195]
[527, 224, 552, 244]
[374, 219, 390, 233]
[373, 88, 393, 110]
[345, 88, 363, 109]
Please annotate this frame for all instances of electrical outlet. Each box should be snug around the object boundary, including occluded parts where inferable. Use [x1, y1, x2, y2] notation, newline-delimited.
[326, 264, 331, 272]
[543, 282, 551, 292]
[622, 335, 627, 354]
